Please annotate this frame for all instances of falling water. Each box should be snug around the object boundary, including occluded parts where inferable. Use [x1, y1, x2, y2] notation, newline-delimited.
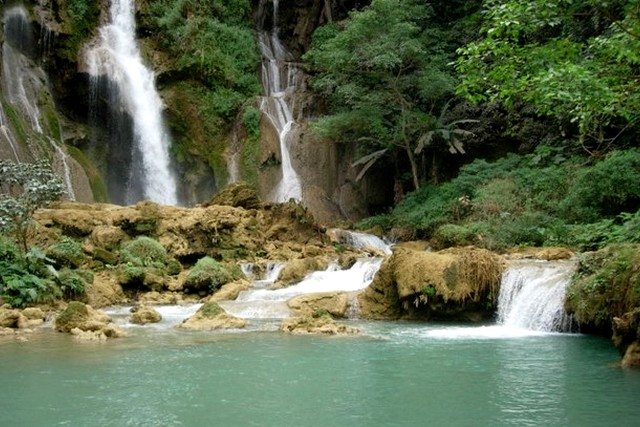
[48, 138, 76, 200]
[2, 6, 42, 133]
[257, 0, 303, 202]
[86, 0, 178, 205]
[497, 260, 575, 332]
[0, 104, 21, 161]
[220, 259, 382, 319]
[328, 229, 393, 255]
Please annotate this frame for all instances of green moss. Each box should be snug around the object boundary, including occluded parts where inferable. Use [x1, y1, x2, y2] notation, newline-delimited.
[46, 237, 85, 268]
[184, 256, 232, 293]
[199, 301, 223, 318]
[239, 132, 260, 188]
[65, 146, 108, 202]
[116, 264, 146, 287]
[92, 247, 118, 265]
[56, 268, 88, 299]
[2, 101, 28, 147]
[120, 237, 167, 267]
[567, 244, 640, 332]
[54, 301, 89, 332]
[312, 309, 331, 319]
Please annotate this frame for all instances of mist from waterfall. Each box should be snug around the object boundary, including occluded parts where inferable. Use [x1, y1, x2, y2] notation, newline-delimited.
[86, 0, 178, 205]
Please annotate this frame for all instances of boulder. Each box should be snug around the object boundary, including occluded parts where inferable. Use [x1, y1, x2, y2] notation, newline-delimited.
[613, 308, 640, 368]
[179, 301, 246, 330]
[276, 256, 331, 287]
[210, 279, 251, 302]
[280, 313, 359, 335]
[205, 182, 261, 209]
[85, 272, 126, 308]
[130, 306, 162, 325]
[90, 226, 127, 250]
[287, 292, 350, 318]
[55, 301, 123, 338]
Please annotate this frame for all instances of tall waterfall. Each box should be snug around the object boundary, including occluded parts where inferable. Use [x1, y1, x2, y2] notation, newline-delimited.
[257, 0, 303, 202]
[86, 0, 178, 205]
[497, 260, 575, 332]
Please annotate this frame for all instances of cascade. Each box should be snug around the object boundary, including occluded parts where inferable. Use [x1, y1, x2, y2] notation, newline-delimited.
[497, 259, 575, 332]
[328, 229, 393, 255]
[257, 0, 303, 202]
[86, 0, 178, 205]
[220, 259, 382, 319]
[48, 138, 76, 200]
[0, 104, 21, 161]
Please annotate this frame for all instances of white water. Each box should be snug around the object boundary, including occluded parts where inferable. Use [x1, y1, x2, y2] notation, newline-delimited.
[86, 0, 178, 205]
[220, 258, 382, 319]
[329, 229, 393, 255]
[104, 303, 203, 329]
[0, 104, 21, 161]
[48, 138, 76, 200]
[426, 259, 576, 339]
[258, 0, 303, 202]
[2, 6, 42, 134]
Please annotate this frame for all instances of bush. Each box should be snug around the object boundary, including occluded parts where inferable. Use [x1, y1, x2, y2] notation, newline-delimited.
[46, 237, 85, 268]
[120, 237, 168, 268]
[432, 224, 476, 248]
[56, 268, 89, 299]
[184, 257, 232, 293]
[199, 301, 223, 318]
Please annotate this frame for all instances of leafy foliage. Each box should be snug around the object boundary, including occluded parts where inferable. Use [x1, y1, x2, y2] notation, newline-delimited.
[46, 237, 86, 268]
[305, 0, 461, 189]
[184, 256, 233, 293]
[0, 160, 64, 251]
[456, 0, 640, 147]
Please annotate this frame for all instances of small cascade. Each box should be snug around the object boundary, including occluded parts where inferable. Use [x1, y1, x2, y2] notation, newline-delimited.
[48, 138, 76, 200]
[86, 0, 178, 205]
[0, 104, 21, 161]
[329, 229, 393, 255]
[220, 259, 382, 319]
[104, 304, 203, 329]
[257, 0, 303, 202]
[497, 260, 575, 332]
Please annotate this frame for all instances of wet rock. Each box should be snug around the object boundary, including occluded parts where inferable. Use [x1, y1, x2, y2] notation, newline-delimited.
[276, 256, 331, 287]
[210, 279, 251, 302]
[280, 313, 358, 335]
[179, 301, 246, 330]
[287, 292, 349, 318]
[55, 301, 123, 339]
[613, 309, 640, 368]
[85, 272, 126, 308]
[130, 305, 162, 325]
[138, 291, 188, 305]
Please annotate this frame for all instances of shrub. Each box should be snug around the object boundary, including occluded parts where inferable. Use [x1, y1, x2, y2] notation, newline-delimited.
[46, 237, 85, 268]
[120, 237, 168, 268]
[56, 268, 89, 299]
[566, 244, 640, 332]
[184, 257, 232, 293]
[432, 224, 476, 248]
[199, 301, 223, 318]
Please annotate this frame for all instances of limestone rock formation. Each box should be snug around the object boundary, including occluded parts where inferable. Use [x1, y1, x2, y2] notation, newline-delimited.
[359, 247, 504, 320]
[287, 292, 350, 318]
[179, 301, 246, 331]
[276, 256, 331, 287]
[280, 313, 358, 335]
[613, 309, 640, 368]
[55, 301, 124, 339]
[210, 280, 251, 302]
[205, 182, 261, 210]
[0, 305, 46, 329]
[130, 305, 162, 325]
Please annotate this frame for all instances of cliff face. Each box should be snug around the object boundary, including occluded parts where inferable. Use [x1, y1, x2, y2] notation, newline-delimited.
[1, 0, 388, 221]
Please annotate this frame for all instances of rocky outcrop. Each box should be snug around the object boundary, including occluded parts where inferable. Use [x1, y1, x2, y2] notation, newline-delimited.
[55, 301, 124, 339]
[205, 182, 261, 210]
[276, 256, 331, 287]
[0, 305, 46, 329]
[85, 271, 126, 308]
[130, 305, 162, 325]
[287, 292, 350, 318]
[280, 313, 358, 335]
[210, 280, 251, 302]
[179, 301, 246, 331]
[359, 247, 504, 320]
[613, 309, 640, 368]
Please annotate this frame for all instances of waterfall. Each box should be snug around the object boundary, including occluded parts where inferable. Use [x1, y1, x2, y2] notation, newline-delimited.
[2, 6, 42, 133]
[86, 0, 178, 205]
[220, 259, 382, 319]
[497, 260, 575, 332]
[0, 104, 21, 161]
[257, 0, 303, 202]
[48, 138, 76, 200]
[328, 229, 393, 255]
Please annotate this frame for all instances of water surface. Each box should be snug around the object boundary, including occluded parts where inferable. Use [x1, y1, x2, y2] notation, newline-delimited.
[1, 322, 638, 426]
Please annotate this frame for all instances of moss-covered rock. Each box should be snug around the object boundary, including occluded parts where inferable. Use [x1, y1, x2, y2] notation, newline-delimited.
[183, 257, 234, 294]
[280, 313, 359, 335]
[46, 237, 85, 268]
[287, 292, 350, 318]
[179, 301, 246, 330]
[206, 182, 261, 210]
[566, 244, 640, 334]
[359, 247, 504, 320]
[276, 256, 331, 287]
[54, 301, 114, 334]
[130, 305, 162, 325]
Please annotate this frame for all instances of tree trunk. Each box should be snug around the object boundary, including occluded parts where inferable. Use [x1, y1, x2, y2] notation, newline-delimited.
[405, 145, 420, 190]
